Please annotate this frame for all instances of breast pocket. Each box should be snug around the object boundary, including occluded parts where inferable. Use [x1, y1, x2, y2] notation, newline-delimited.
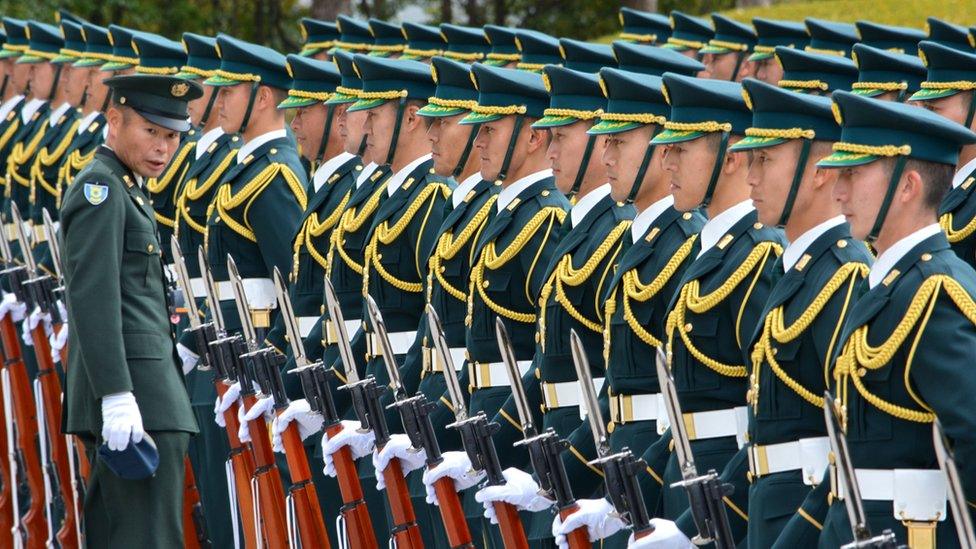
[121, 229, 163, 296]
[674, 314, 722, 393]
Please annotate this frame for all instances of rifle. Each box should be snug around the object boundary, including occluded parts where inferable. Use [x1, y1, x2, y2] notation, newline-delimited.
[496, 320, 589, 549]
[263, 268, 330, 547]
[933, 420, 976, 548]
[570, 330, 653, 541]
[425, 307, 528, 549]
[655, 346, 731, 547]
[362, 296, 428, 549]
[226, 255, 290, 549]
[321, 277, 377, 549]
[823, 391, 901, 549]
[190, 245, 259, 549]
[1, 204, 50, 548]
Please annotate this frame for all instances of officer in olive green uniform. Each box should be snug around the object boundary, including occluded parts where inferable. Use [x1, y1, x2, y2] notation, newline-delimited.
[814, 90, 976, 549]
[617, 6, 673, 46]
[298, 17, 340, 60]
[662, 11, 714, 58]
[698, 13, 756, 82]
[60, 73, 201, 549]
[748, 18, 810, 86]
[908, 42, 976, 269]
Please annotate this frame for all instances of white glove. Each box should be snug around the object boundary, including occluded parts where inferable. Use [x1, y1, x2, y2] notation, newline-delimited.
[422, 450, 486, 506]
[56, 300, 67, 324]
[475, 467, 554, 524]
[238, 396, 275, 442]
[214, 382, 241, 428]
[553, 498, 626, 547]
[176, 343, 199, 376]
[271, 399, 323, 452]
[627, 519, 693, 548]
[373, 433, 427, 490]
[321, 420, 375, 478]
[0, 293, 26, 322]
[101, 392, 145, 452]
[50, 323, 68, 363]
[21, 307, 53, 346]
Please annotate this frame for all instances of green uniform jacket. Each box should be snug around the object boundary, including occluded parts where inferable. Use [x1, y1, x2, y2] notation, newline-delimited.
[60, 147, 197, 436]
[148, 129, 202, 264]
[939, 164, 976, 270]
[57, 113, 106, 194]
[4, 101, 51, 260]
[202, 135, 307, 336]
[562, 206, 706, 500]
[820, 232, 976, 547]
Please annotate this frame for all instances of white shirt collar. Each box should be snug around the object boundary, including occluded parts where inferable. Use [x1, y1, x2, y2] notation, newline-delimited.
[77, 110, 101, 135]
[953, 156, 976, 189]
[697, 199, 755, 258]
[20, 98, 46, 124]
[236, 128, 287, 164]
[194, 127, 225, 160]
[48, 102, 72, 128]
[781, 216, 845, 272]
[452, 172, 483, 208]
[0, 95, 23, 122]
[631, 194, 674, 243]
[868, 223, 941, 288]
[312, 151, 356, 192]
[356, 162, 377, 189]
[387, 154, 433, 197]
[570, 183, 612, 228]
[496, 169, 553, 212]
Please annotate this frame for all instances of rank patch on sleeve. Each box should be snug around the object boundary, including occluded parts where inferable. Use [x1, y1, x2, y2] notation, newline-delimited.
[84, 183, 109, 206]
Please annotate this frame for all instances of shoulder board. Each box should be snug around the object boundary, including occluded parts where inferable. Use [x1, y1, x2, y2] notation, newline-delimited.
[747, 222, 787, 246]
[611, 201, 636, 222]
[829, 237, 873, 265]
[676, 209, 706, 237]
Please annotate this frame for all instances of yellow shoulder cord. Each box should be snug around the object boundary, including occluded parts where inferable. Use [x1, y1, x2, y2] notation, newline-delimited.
[365, 183, 448, 294]
[177, 150, 239, 235]
[553, 221, 632, 333]
[622, 234, 698, 349]
[666, 241, 783, 378]
[836, 275, 976, 424]
[748, 262, 868, 411]
[429, 195, 498, 303]
[8, 125, 48, 188]
[292, 190, 351, 278]
[0, 119, 20, 159]
[146, 139, 195, 194]
[215, 163, 309, 242]
[940, 210, 976, 243]
[32, 119, 81, 203]
[330, 181, 389, 275]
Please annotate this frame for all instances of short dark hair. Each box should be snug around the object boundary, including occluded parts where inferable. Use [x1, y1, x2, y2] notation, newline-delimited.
[886, 156, 954, 210]
[406, 99, 434, 129]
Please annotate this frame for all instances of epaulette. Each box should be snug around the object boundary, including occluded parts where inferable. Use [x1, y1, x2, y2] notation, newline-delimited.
[611, 201, 636, 222]
[747, 220, 786, 245]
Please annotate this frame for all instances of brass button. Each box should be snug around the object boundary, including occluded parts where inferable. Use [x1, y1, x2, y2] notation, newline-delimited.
[772, 347, 778, 355]
[270, 148, 278, 154]
[857, 367, 867, 377]
[607, 421, 615, 433]
[534, 368, 540, 379]
[921, 253, 932, 262]
[136, 197, 144, 205]
[682, 212, 692, 220]
[320, 305, 325, 314]
[534, 332, 540, 343]
[147, 244, 154, 252]
[684, 322, 693, 333]
[232, 136, 240, 142]
[753, 222, 763, 230]
[837, 240, 848, 248]
[541, 190, 550, 197]
[439, 266, 446, 273]
[482, 280, 489, 288]
[376, 254, 382, 260]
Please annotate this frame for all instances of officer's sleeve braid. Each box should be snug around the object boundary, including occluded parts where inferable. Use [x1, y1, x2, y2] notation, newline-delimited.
[622, 234, 698, 348]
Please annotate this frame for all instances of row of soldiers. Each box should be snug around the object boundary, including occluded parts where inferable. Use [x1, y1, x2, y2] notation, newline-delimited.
[1, 5, 976, 549]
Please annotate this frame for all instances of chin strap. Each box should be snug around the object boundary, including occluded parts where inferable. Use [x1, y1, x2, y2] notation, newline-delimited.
[0, 75, 8, 99]
[496, 114, 525, 182]
[730, 51, 746, 82]
[357, 134, 367, 157]
[966, 90, 976, 129]
[238, 81, 260, 134]
[867, 156, 908, 243]
[700, 131, 731, 209]
[626, 125, 662, 204]
[48, 64, 63, 102]
[567, 133, 598, 204]
[312, 104, 337, 170]
[776, 139, 812, 228]
[452, 123, 480, 179]
[199, 86, 219, 128]
[385, 97, 408, 166]
[101, 90, 112, 113]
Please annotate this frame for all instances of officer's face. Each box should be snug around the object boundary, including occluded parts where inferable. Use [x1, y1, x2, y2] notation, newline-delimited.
[701, 52, 740, 81]
[748, 141, 800, 226]
[753, 58, 784, 86]
[215, 82, 252, 134]
[663, 136, 722, 211]
[832, 161, 889, 240]
[547, 120, 605, 195]
[337, 104, 369, 161]
[109, 107, 181, 178]
[920, 93, 975, 130]
[604, 125, 667, 203]
[363, 100, 399, 164]
[426, 113, 475, 177]
[291, 103, 329, 162]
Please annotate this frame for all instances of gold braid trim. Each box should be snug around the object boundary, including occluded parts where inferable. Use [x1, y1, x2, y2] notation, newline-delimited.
[621, 235, 698, 348]
[745, 127, 815, 140]
[940, 211, 976, 243]
[618, 32, 657, 43]
[357, 89, 408, 100]
[752, 45, 777, 54]
[178, 149, 238, 235]
[471, 104, 527, 116]
[289, 89, 333, 102]
[147, 140, 196, 194]
[335, 86, 360, 98]
[920, 81, 976, 90]
[62, 147, 97, 187]
[404, 47, 443, 58]
[667, 37, 705, 49]
[430, 195, 498, 302]
[749, 262, 868, 409]
[543, 107, 603, 120]
[708, 39, 749, 52]
[444, 51, 484, 61]
[777, 79, 829, 91]
[832, 142, 911, 157]
[427, 97, 478, 110]
[666, 241, 783, 378]
[213, 69, 261, 82]
[31, 121, 81, 202]
[804, 46, 845, 56]
[599, 112, 666, 125]
[179, 65, 214, 78]
[329, 180, 389, 275]
[664, 120, 732, 133]
[293, 190, 351, 275]
[0, 120, 20, 158]
[7, 125, 49, 190]
[215, 163, 307, 242]
[135, 65, 179, 75]
[851, 81, 908, 91]
[835, 276, 976, 423]
[487, 52, 521, 62]
[369, 44, 405, 53]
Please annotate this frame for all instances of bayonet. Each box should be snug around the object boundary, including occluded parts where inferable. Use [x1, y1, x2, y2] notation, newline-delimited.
[170, 240, 201, 329]
[323, 277, 360, 384]
[41, 209, 62, 282]
[569, 329, 609, 457]
[10, 203, 35, 275]
[271, 269, 309, 369]
[364, 296, 406, 402]
[656, 348, 696, 480]
[197, 247, 225, 334]
[933, 420, 976, 548]
[425, 305, 467, 420]
[226, 255, 257, 349]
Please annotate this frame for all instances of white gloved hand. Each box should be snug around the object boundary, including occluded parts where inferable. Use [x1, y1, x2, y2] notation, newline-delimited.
[101, 392, 145, 452]
[271, 399, 323, 453]
[475, 467, 554, 524]
[176, 343, 199, 376]
[553, 498, 626, 548]
[373, 433, 427, 490]
[21, 307, 53, 347]
[0, 293, 26, 322]
[49, 322, 68, 363]
[321, 420, 375, 477]
[56, 300, 67, 323]
[214, 382, 241, 428]
[627, 519, 693, 548]
[422, 450, 486, 506]
[238, 396, 275, 443]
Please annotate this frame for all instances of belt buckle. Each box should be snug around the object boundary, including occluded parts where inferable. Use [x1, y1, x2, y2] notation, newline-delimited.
[682, 412, 697, 441]
[609, 394, 620, 424]
[620, 394, 634, 424]
[751, 444, 769, 477]
[542, 382, 557, 411]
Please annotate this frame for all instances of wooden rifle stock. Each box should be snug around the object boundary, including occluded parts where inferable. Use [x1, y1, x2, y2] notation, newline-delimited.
[379, 457, 423, 548]
[432, 475, 473, 548]
[182, 458, 210, 548]
[493, 501, 528, 549]
[279, 420, 329, 547]
[558, 504, 591, 549]
[214, 381, 259, 549]
[324, 422, 377, 549]
[241, 394, 289, 549]
[0, 358, 11, 546]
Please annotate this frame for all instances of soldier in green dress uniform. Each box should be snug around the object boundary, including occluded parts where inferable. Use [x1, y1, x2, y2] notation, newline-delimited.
[698, 13, 757, 82]
[0, 18, 29, 205]
[662, 11, 714, 60]
[748, 18, 810, 86]
[908, 42, 976, 269]
[617, 6, 673, 46]
[849, 43, 927, 102]
[60, 73, 202, 549]
[813, 89, 976, 549]
[298, 17, 339, 61]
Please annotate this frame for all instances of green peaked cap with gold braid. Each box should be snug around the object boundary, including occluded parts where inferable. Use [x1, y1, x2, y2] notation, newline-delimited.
[278, 53, 341, 109]
[731, 77, 839, 151]
[459, 63, 548, 124]
[804, 18, 858, 57]
[515, 30, 561, 72]
[417, 55, 478, 117]
[618, 8, 671, 45]
[204, 33, 291, 90]
[0, 18, 28, 60]
[851, 43, 926, 98]
[700, 13, 756, 55]
[133, 32, 186, 76]
[100, 25, 140, 71]
[559, 38, 616, 73]
[367, 19, 405, 57]
[16, 21, 63, 64]
[749, 18, 809, 62]
[441, 24, 490, 63]
[663, 11, 713, 52]
[776, 46, 857, 93]
[73, 22, 112, 68]
[588, 68, 668, 135]
[483, 25, 519, 67]
[855, 20, 925, 54]
[651, 74, 750, 144]
[52, 20, 85, 64]
[909, 41, 976, 101]
[346, 54, 435, 112]
[533, 65, 605, 128]
[298, 18, 338, 57]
